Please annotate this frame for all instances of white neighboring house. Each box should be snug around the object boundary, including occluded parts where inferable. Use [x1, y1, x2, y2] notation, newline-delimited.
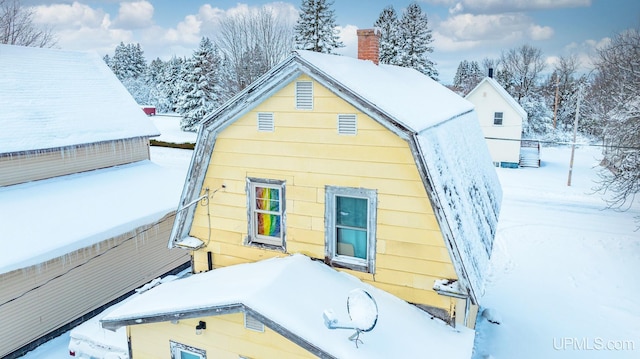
[465, 74, 527, 168]
[0, 44, 190, 358]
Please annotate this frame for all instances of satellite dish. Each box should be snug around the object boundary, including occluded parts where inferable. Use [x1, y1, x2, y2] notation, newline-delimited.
[347, 289, 378, 332]
[323, 288, 379, 348]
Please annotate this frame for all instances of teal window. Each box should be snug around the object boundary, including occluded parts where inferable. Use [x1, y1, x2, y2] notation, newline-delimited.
[325, 186, 377, 273]
[170, 341, 205, 359]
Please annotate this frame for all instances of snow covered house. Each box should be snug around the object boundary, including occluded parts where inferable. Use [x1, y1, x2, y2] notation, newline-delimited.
[465, 71, 527, 168]
[101, 30, 502, 358]
[0, 44, 189, 358]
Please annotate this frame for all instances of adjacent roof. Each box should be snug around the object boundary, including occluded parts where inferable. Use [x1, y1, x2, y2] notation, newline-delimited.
[0, 158, 189, 274]
[0, 44, 159, 154]
[169, 50, 502, 303]
[101, 254, 475, 358]
[466, 77, 528, 120]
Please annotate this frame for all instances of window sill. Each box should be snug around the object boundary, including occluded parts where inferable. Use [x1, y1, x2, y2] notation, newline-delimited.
[325, 256, 372, 274]
[246, 237, 286, 252]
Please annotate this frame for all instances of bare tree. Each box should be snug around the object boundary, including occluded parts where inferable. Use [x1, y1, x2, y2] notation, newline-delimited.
[215, 6, 294, 95]
[592, 26, 640, 218]
[500, 44, 545, 102]
[0, 0, 55, 47]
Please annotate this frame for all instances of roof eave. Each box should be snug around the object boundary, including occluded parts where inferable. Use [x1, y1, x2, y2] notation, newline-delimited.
[101, 303, 337, 359]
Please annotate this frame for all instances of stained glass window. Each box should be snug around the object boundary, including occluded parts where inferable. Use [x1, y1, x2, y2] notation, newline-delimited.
[255, 186, 281, 238]
[248, 179, 285, 247]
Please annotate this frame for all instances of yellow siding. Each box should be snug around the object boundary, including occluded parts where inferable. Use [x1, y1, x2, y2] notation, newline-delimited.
[190, 74, 457, 314]
[130, 314, 315, 359]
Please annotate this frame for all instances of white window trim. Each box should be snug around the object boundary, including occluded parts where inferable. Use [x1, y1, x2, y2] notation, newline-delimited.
[324, 186, 377, 273]
[170, 340, 206, 359]
[295, 81, 313, 110]
[493, 111, 504, 126]
[246, 178, 286, 249]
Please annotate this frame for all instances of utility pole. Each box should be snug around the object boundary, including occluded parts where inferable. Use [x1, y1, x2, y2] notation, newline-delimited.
[567, 86, 582, 186]
[553, 74, 559, 130]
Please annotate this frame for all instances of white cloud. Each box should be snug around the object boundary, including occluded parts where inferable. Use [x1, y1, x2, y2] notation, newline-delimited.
[435, 13, 555, 51]
[335, 24, 358, 58]
[113, 1, 154, 29]
[32, 2, 109, 29]
[164, 14, 201, 44]
[430, 0, 591, 13]
[529, 24, 554, 41]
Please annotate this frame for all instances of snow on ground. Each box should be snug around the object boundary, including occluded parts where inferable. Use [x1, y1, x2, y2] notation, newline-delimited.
[17, 141, 640, 358]
[473, 145, 640, 359]
[149, 114, 197, 144]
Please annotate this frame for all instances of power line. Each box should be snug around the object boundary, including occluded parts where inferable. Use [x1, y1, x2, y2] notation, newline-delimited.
[484, 137, 640, 150]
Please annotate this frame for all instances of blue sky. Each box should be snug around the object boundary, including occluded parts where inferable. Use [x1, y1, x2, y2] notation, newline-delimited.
[25, 0, 640, 83]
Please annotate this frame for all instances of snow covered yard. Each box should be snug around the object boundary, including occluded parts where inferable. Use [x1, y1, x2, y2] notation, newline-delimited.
[16, 144, 640, 358]
[473, 146, 640, 359]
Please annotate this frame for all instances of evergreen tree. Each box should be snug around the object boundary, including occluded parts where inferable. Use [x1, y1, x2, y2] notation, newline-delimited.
[397, 3, 438, 79]
[107, 42, 147, 80]
[177, 37, 224, 132]
[453, 60, 483, 95]
[294, 0, 343, 54]
[374, 5, 401, 65]
[161, 56, 185, 113]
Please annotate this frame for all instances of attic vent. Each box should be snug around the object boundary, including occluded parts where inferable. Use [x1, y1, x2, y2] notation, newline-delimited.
[244, 313, 264, 332]
[295, 81, 313, 110]
[257, 112, 274, 132]
[337, 114, 357, 135]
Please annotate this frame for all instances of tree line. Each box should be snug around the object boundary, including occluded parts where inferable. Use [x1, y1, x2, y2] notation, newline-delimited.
[2, 0, 637, 220]
[100, 0, 438, 132]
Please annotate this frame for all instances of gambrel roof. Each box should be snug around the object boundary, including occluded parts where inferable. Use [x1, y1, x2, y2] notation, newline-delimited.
[0, 44, 159, 154]
[101, 254, 476, 358]
[169, 50, 502, 304]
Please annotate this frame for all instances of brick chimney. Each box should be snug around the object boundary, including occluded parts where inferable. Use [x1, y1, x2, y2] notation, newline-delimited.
[357, 29, 380, 65]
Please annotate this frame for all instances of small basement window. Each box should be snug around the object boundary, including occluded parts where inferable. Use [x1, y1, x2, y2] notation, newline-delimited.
[170, 341, 206, 359]
[325, 186, 377, 273]
[247, 178, 285, 248]
[295, 81, 313, 110]
[493, 112, 503, 125]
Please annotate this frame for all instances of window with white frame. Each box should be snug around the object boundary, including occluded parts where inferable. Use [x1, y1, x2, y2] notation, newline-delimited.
[170, 341, 206, 359]
[493, 111, 503, 125]
[325, 186, 377, 273]
[247, 178, 285, 248]
[295, 81, 313, 110]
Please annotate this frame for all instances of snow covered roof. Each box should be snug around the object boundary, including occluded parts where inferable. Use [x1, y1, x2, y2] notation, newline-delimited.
[0, 157, 188, 274]
[466, 77, 528, 120]
[0, 44, 159, 154]
[170, 50, 502, 304]
[101, 254, 475, 358]
[295, 50, 474, 131]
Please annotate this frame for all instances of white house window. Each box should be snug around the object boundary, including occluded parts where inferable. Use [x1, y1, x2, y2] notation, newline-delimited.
[325, 186, 377, 273]
[493, 112, 503, 125]
[337, 114, 357, 135]
[257, 112, 274, 132]
[247, 178, 285, 248]
[170, 341, 206, 359]
[295, 81, 313, 110]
